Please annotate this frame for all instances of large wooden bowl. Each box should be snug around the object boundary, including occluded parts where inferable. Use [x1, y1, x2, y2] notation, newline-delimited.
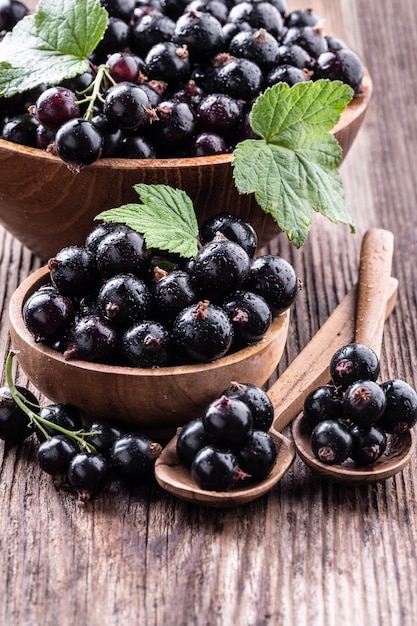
[0, 72, 372, 259]
[8, 266, 290, 436]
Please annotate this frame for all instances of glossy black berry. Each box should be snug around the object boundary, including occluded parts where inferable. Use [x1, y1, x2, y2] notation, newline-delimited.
[190, 238, 251, 301]
[152, 267, 198, 324]
[37, 434, 80, 475]
[203, 395, 253, 445]
[315, 48, 364, 93]
[310, 419, 353, 465]
[1, 113, 39, 147]
[103, 82, 154, 131]
[284, 8, 320, 28]
[144, 41, 191, 85]
[266, 64, 308, 88]
[221, 381, 274, 432]
[378, 379, 417, 434]
[247, 254, 299, 314]
[54, 118, 103, 171]
[63, 314, 119, 363]
[191, 445, 243, 491]
[198, 212, 257, 258]
[130, 13, 176, 57]
[30, 86, 80, 131]
[237, 430, 277, 480]
[214, 56, 263, 101]
[223, 290, 272, 344]
[97, 273, 152, 329]
[172, 300, 233, 362]
[196, 92, 242, 138]
[282, 24, 328, 59]
[303, 385, 343, 427]
[228, 28, 280, 72]
[343, 380, 387, 427]
[228, 1, 284, 40]
[68, 452, 109, 500]
[48, 245, 99, 299]
[349, 423, 387, 466]
[96, 228, 150, 278]
[330, 343, 380, 390]
[36, 403, 83, 443]
[173, 9, 224, 63]
[107, 51, 143, 84]
[154, 99, 196, 153]
[83, 419, 124, 456]
[23, 287, 75, 345]
[176, 418, 211, 467]
[0, 385, 36, 443]
[110, 434, 162, 483]
[121, 320, 172, 367]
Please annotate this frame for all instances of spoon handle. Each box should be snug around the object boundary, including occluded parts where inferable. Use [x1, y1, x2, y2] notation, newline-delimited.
[354, 228, 394, 354]
[270, 232, 396, 433]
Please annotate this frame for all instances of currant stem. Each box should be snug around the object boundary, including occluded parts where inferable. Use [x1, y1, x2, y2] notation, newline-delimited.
[5, 351, 97, 452]
[79, 64, 116, 122]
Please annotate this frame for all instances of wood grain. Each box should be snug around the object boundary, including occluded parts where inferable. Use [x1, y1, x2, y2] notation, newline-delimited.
[1, 1, 417, 626]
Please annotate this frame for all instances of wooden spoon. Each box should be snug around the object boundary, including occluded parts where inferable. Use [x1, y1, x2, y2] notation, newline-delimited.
[155, 232, 399, 505]
[292, 228, 416, 485]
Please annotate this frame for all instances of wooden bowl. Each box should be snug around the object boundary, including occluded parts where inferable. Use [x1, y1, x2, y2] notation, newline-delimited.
[8, 266, 290, 436]
[0, 72, 372, 259]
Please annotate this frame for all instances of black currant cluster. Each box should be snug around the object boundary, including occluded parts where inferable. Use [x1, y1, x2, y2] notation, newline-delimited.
[302, 343, 417, 467]
[0, 374, 163, 501]
[177, 381, 277, 490]
[23, 212, 299, 367]
[0, 0, 365, 168]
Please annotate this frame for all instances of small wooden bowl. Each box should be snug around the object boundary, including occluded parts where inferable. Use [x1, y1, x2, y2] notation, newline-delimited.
[8, 266, 290, 436]
[0, 72, 372, 259]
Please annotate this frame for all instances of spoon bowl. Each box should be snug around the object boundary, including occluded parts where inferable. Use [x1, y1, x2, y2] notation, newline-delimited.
[292, 413, 416, 485]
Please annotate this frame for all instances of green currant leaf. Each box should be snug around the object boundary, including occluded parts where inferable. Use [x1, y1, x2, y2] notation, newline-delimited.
[232, 79, 355, 248]
[0, 0, 108, 97]
[95, 184, 200, 259]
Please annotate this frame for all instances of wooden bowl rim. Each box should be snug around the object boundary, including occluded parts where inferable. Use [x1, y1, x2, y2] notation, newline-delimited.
[0, 70, 372, 171]
[9, 265, 290, 379]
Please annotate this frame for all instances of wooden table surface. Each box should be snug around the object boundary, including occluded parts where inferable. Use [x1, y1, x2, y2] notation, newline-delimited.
[2, 1, 417, 624]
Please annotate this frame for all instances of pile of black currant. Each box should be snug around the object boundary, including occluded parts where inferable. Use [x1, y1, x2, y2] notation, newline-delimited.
[23, 211, 299, 366]
[0, 0, 365, 168]
[0, 356, 164, 501]
[302, 343, 417, 467]
[176, 381, 277, 490]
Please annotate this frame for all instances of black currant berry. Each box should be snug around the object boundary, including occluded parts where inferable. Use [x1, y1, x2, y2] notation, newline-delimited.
[83, 419, 124, 456]
[29, 86, 80, 131]
[330, 343, 380, 390]
[228, 28, 280, 72]
[223, 290, 272, 344]
[152, 267, 198, 324]
[221, 381, 274, 432]
[97, 273, 152, 329]
[144, 41, 191, 85]
[176, 418, 211, 467]
[68, 452, 109, 500]
[53, 118, 103, 171]
[214, 56, 263, 101]
[247, 254, 299, 314]
[349, 423, 387, 466]
[196, 92, 242, 138]
[36, 403, 83, 443]
[191, 445, 245, 491]
[172, 300, 233, 362]
[37, 434, 80, 475]
[303, 385, 343, 427]
[310, 419, 353, 465]
[0, 385, 36, 443]
[266, 64, 308, 88]
[103, 82, 155, 130]
[315, 48, 364, 93]
[48, 245, 99, 298]
[96, 227, 150, 279]
[189, 132, 227, 156]
[23, 287, 75, 345]
[173, 9, 224, 63]
[199, 212, 257, 258]
[190, 237, 251, 301]
[343, 380, 387, 427]
[63, 314, 119, 363]
[237, 430, 277, 480]
[110, 434, 163, 483]
[121, 320, 172, 367]
[203, 395, 253, 445]
[378, 379, 417, 434]
[130, 13, 176, 57]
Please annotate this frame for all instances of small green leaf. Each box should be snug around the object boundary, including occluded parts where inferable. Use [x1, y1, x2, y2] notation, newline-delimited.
[0, 0, 108, 97]
[95, 184, 200, 258]
[232, 79, 355, 247]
